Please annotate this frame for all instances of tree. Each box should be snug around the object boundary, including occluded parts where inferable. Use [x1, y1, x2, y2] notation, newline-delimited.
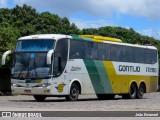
[0, 5, 160, 68]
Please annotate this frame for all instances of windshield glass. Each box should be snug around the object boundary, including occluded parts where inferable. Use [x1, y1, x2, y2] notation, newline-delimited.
[12, 53, 51, 79]
[16, 39, 55, 52]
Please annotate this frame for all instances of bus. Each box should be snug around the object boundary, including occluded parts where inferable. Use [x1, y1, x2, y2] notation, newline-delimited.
[2, 34, 159, 101]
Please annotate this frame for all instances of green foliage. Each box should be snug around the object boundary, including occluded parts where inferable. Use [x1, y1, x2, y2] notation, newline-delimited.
[83, 26, 160, 54]
[0, 4, 160, 69]
[83, 26, 160, 44]
[0, 4, 81, 68]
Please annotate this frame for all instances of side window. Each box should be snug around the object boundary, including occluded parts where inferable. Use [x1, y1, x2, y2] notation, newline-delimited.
[135, 48, 145, 63]
[150, 50, 157, 63]
[145, 49, 157, 64]
[110, 44, 123, 61]
[123, 46, 134, 62]
[123, 46, 145, 63]
[84, 42, 97, 59]
[53, 39, 68, 77]
[69, 39, 84, 59]
[98, 43, 110, 60]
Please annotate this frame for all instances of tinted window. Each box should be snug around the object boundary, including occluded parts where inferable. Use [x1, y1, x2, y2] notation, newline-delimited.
[151, 50, 157, 63]
[12, 53, 51, 79]
[123, 46, 145, 63]
[69, 40, 84, 59]
[16, 40, 55, 51]
[53, 39, 68, 77]
[145, 49, 157, 64]
[134, 48, 144, 63]
[110, 44, 123, 61]
[123, 46, 134, 62]
[84, 42, 97, 59]
[123, 46, 157, 64]
[69, 39, 157, 64]
[98, 43, 110, 60]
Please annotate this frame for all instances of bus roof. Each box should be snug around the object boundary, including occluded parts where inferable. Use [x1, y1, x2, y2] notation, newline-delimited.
[18, 34, 157, 50]
[71, 34, 157, 50]
[18, 34, 72, 40]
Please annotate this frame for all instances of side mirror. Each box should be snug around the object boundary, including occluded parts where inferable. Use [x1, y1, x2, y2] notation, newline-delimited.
[46, 49, 54, 65]
[2, 50, 12, 65]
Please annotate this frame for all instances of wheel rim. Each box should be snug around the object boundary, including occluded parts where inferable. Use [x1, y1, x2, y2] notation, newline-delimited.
[129, 83, 137, 99]
[139, 85, 144, 96]
[71, 88, 78, 99]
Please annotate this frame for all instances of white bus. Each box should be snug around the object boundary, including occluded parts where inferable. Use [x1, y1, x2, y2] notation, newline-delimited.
[2, 34, 159, 101]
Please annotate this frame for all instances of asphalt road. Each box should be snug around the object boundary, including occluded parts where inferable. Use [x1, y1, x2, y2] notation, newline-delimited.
[0, 92, 160, 111]
[0, 92, 160, 119]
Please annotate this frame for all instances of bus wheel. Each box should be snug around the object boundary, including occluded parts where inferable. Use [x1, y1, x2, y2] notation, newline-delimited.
[97, 94, 115, 100]
[34, 95, 46, 102]
[122, 83, 137, 99]
[129, 83, 137, 99]
[136, 83, 145, 99]
[65, 83, 79, 101]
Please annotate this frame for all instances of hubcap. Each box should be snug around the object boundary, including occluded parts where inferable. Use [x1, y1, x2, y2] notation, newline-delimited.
[71, 88, 77, 98]
[139, 86, 144, 96]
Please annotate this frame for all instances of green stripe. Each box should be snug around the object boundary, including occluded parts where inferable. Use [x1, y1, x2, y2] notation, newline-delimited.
[84, 60, 105, 94]
[94, 61, 113, 93]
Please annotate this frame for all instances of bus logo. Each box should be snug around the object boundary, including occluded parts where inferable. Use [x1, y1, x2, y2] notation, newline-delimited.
[55, 84, 66, 93]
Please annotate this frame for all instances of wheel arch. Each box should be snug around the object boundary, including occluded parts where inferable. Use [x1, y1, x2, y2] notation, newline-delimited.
[69, 79, 82, 94]
[129, 81, 138, 91]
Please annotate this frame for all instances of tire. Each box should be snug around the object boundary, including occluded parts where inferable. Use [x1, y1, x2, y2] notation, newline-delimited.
[129, 83, 137, 99]
[136, 83, 145, 99]
[97, 94, 115, 100]
[34, 95, 46, 102]
[122, 83, 137, 99]
[65, 83, 79, 101]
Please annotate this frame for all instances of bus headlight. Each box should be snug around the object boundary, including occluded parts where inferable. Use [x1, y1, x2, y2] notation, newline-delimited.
[11, 84, 22, 87]
[38, 83, 51, 87]
[12, 83, 17, 87]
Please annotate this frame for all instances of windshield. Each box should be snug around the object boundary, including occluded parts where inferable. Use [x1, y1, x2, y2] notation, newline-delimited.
[16, 39, 55, 52]
[12, 53, 51, 79]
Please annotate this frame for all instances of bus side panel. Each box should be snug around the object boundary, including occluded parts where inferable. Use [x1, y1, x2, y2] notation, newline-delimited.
[57, 59, 158, 95]
[147, 76, 158, 92]
[84, 60, 114, 94]
[67, 59, 95, 94]
[103, 61, 129, 94]
[104, 61, 158, 94]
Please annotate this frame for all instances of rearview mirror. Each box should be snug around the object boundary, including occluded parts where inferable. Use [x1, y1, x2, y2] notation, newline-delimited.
[2, 50, 12, 65]
[46, 49, 54, 65]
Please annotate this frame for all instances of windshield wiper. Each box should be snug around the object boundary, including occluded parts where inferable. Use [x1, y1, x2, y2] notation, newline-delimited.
[33, 56, 38, 79]
[17, 65, 26, 78]
[18, 53, 30, 78]
[26, 53, 39, 79]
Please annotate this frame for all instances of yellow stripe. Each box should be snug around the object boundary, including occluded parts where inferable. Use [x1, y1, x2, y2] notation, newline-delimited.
[80, 35, 122, 43]
[92, 39, 103, 43]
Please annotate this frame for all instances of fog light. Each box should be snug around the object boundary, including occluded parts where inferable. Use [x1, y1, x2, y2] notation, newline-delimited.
[12, 84, 17, 87]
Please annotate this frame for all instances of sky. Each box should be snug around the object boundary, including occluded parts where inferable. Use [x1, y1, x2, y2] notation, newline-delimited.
[1, 0, 160, 40]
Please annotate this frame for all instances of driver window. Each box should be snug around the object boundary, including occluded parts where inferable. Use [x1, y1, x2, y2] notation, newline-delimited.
[53, 39, 68, 77]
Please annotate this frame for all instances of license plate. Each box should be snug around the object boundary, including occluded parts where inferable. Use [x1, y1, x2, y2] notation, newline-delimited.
[24, 90, 31, 93]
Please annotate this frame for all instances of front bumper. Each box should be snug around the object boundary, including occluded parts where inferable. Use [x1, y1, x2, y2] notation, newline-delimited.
[11, 86, 51, 95]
